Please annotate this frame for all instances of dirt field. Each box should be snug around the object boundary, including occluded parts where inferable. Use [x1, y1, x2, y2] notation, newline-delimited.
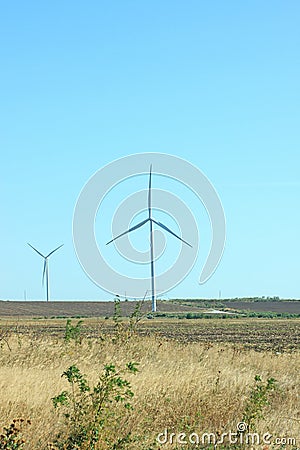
[0, 300, 200, 317]
[1, 317, 300, 352]
[1, 299, 300, 317]
[223, 300, 300, 314]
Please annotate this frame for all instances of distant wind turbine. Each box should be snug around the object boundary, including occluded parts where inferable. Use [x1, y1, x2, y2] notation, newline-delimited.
[107, 165, 192, 313]
[27, 243, 63, 302]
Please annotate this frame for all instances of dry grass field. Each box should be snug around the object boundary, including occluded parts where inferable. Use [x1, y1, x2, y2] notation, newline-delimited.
[0, 317, 299, 449]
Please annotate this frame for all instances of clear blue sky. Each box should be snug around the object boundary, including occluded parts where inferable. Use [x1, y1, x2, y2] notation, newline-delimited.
[1, 1, 299, 300]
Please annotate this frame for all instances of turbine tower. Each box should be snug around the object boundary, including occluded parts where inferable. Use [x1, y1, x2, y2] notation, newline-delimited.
[28, 243, 63, 302]
[107, 165, 191, 312]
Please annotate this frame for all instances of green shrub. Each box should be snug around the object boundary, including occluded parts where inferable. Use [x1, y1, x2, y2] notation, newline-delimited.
[242, 375, 277, 432]
[51, 362, 139, 449]
[64, 319, 83, 344]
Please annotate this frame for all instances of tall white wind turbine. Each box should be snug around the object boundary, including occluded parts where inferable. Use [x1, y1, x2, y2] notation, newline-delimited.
[107, 166, 191, 312]
[28, 243, 63, 302]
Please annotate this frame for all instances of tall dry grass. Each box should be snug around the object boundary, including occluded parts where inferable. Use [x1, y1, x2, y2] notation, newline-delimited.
[0, 319, 299, 449]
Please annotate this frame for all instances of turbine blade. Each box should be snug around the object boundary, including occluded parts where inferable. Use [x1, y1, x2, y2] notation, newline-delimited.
[152, 219, 192, 248]
[148, 164, 152, 217]
[42, 260, 47, 285]
[27, 243, 45, 258]
[46, 244, 64, 258]
[106, 218, 149, 245]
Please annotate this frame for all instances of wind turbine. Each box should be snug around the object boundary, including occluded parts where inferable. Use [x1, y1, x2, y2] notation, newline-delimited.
[107, 165, 192, 313]
[27, 243, 63, 302]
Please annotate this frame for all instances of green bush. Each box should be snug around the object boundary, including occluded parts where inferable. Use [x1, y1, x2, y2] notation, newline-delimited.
[51, 362, 139, 449]
[242, 375, 277, 432]
[64, 319, 83, 344]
